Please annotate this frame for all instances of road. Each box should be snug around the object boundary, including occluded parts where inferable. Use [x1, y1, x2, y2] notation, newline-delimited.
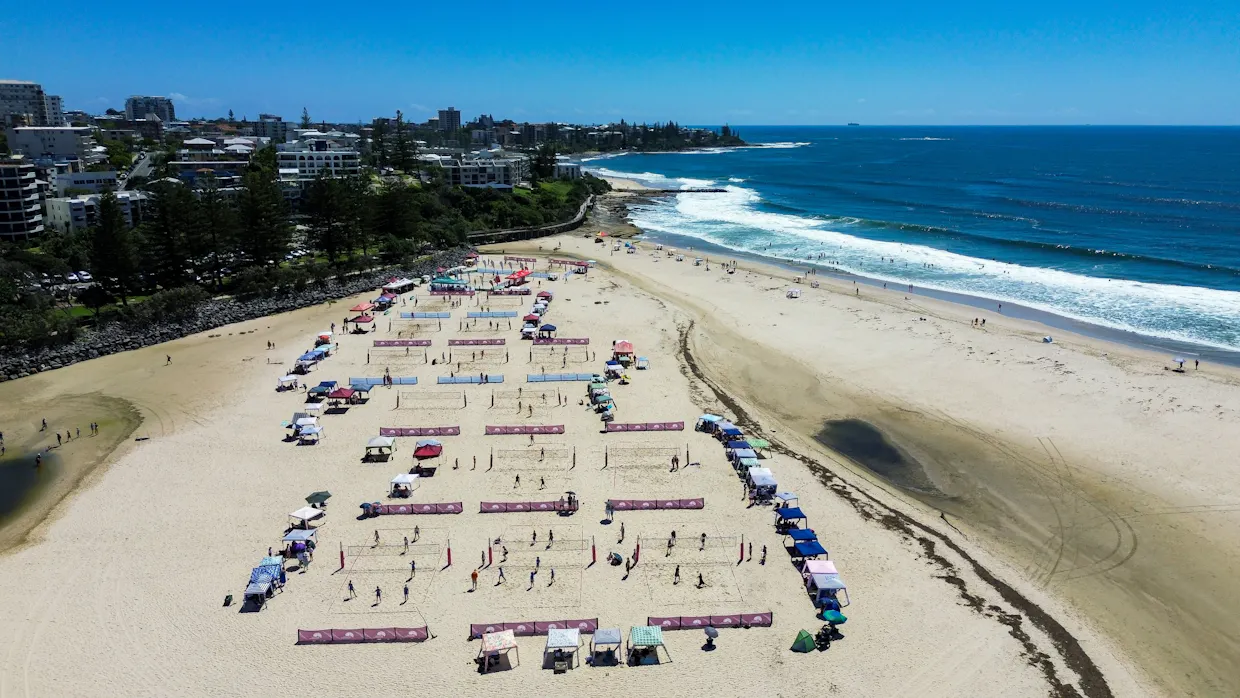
[120, 153, 155, 190]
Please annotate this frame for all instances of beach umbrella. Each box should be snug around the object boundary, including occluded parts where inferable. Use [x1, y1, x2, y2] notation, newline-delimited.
[539, 324, 557, 332]
[704, 626, 719, 639]
[305, 490, 332, 505]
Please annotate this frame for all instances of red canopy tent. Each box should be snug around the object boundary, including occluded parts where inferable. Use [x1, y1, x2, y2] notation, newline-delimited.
[413, 444, 443, 459]
[466, 251, 479, 258]
[350, 302, 375, 312]
[523, 314, 540, 322]
[505, 269, 532, 285]
[536, 291, 552, 299]
[327, 388, 356, 400]
[613, 340, 635, 355]
[350, 315, 375, 324]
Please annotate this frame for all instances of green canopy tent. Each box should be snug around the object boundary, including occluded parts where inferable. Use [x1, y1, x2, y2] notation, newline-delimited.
[790, 629, 816, 653]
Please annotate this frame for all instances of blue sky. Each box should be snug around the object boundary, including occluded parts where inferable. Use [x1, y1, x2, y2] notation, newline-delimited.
[4, 1, 1238, 125]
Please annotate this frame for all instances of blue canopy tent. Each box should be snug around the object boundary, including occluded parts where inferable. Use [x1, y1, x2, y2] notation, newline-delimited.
[786, 528, 818, 542]
[720, 427, 744, 438]
[298, 352, 319, 362]
[793, 541, 828, 559]
[729, 448, 758, 461]
[776, 507, 807, 524]
[695, 414, 722, 432]
[726, 440, 752, 450]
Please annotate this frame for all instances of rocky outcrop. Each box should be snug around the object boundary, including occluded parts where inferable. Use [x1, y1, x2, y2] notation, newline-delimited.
[1, 248, 472, 381]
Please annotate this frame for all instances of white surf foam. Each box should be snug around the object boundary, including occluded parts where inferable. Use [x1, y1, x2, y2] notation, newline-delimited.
[626, 184, 1240, 350]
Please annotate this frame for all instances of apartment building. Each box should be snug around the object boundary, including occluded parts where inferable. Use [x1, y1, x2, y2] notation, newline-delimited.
[124, 95, 176, 122]
[275, 137, 361, 184]
[6, 126, 102, 168]
[0, 155, 44, 240]
[1, 79, 47, 126]
[45, 191, 148, 233]
[51, 170, 118, 196]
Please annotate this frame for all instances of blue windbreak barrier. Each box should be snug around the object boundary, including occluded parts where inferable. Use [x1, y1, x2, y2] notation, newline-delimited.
[438, 375, 504, 384]
[400, 312, 451, 319]
[527, 373, 595, 382]
[467, 311, 518, 318]
[350, 377, 417, 386]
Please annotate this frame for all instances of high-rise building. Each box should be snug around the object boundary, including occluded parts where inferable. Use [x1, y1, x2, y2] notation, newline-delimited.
[438, 107, 461, 132]
[6, 126, 101, 168]
[125, 95, 176, 122]
[253, 114, 289, 141]
[43, 95, 65, 126]
[0, 155, 45, 240]
[0, 79, 48, 126]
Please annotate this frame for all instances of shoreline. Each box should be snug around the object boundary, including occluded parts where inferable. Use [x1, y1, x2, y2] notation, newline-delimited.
[610, 203, 1240, 367]
[497, 233, 1240, 697]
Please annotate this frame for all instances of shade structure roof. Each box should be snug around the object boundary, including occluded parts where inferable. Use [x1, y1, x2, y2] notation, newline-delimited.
[739, 457, 760, 468]
[327, 388, 355, 399]
[536, 291, 552, 298]
[776, 507, 807, 521]
[539, 324, 556, 331]
[629, 626, 664, 647]
[367, 436, 395, 448]
[731, 448, 758, 460]
[299, 426, 322, 436]
[413, 444, 442, 458]
[303, 403, 323, 412]
[289, 506, 324, 521]
[350, 315, 375, 324]
[802, 559, 838, 575]
[721, 427, 744, 437]
[523, 314, 540, 321]
[794, 541, 828, 557]
[726, 440, 752, 449]
[482, 630, 517, 652]
[775, 492, 798, 502]
[349, 302, 375, 312]
[786, 528, 817, 541]
[698, 414, 723, 422]
[414, 438, 441, 447]
[391, 473, 419, 486]
[811, 573, 847, 590]
[298, 352, 319, 362]
[749, 438, 771, 449]
[545, 628, 581, 650]
[283, 529, 317, 542]
[278, 375, 297, 384]
[295, 417, 318, 427]
[613, 340, 634, 354]
[593, 628, 622, 645]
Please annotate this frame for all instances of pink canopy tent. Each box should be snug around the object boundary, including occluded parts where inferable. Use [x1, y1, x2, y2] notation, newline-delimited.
[350, 315, 375, 324]
[413, 444, 443, 459]
[613, 340, 634, 355]
[350, 302, 375, 312]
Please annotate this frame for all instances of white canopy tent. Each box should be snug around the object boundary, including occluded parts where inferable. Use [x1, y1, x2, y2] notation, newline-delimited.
[390, 473, 420, 496]
[544, 628, 582, 670]
[368, 436, 395, 449]
[288, 506, 325, 529]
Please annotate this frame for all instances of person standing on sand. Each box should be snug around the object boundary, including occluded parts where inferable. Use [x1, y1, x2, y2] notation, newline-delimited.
[41, 419, 47, 431]
[166, 355, 171, 365]
[760, 545, 767, 565]
[56, 433, 61, 446]
[674, 565, 681, 585]
[75, 427, 80, 439]
[403, 536, 409, 554]
[347, 580, 356, 599]
[471, 568, 478, 591]
[515, 474, 521, 489]
[697, 572, 705, 588]
[410, 559, 416, 578]
[403, 584, 409, 604]
[374, 530, 380, 547]
[374, 586, 382, 604]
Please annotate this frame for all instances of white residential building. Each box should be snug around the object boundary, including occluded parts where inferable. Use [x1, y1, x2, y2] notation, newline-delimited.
[43, 95, 65, 126]
[440, 158, 523, 189]
[0, 79, 47, 126]
[6, 126, 101, 168]
[275, 138, 361, 184]
[124, 95, 176, 122]
[45, 191, 148, 233]
[0, 155, 44, 240]
[51, 170, 118, 196]
[554, 162, 582, 179]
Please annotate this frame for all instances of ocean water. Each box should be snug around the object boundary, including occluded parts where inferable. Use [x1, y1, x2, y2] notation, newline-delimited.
[584, 126, 1240, 351]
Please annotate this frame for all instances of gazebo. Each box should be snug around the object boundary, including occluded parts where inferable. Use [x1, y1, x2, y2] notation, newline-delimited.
[590, 628, 622, 666]
[478, 629, 519, 672]
[626, 625, 671, 665]
[544, 628, 582, 671]
[365, 435, 395, 461]
[288, 506, 325, 529]
[390, 473, 419, 498]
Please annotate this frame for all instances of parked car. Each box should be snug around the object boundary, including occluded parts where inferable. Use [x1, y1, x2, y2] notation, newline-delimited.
[77, 271, 93, 281]
[65, 272, 80, 283]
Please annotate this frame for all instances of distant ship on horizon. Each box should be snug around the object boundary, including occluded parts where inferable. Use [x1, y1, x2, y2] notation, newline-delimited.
[847, 122, 860, 126]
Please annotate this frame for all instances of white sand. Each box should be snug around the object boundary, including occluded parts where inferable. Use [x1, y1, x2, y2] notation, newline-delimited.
[5, 240, 1225, 695]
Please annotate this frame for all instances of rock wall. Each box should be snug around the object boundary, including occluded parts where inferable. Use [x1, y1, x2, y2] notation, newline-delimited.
[1, 248, 472, 381]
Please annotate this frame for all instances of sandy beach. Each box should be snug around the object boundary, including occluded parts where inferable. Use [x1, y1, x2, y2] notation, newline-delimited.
[1, 223, 1236, 695]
